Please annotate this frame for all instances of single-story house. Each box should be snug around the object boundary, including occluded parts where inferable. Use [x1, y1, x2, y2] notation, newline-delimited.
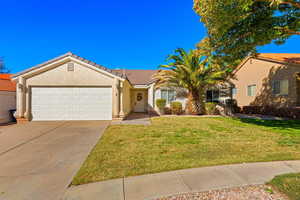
[231, 53, 300, 108]
[12, 52, 232, 122]
[0, 74, 16, 124]
[13, 52, 179, 121]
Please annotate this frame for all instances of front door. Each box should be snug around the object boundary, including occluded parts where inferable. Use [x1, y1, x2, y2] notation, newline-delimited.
[134, 91, 145, 112]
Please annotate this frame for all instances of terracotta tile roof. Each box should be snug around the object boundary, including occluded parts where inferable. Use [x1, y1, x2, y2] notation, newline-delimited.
[0, 74, 16, 92]
[0, 74, 11, 80]
[112, 69, 158, 85]
[258, 53, 300, 64]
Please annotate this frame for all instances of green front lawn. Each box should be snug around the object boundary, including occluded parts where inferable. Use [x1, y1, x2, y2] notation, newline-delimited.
[269, 173, 300, 200]
[72, 117, 300, 185]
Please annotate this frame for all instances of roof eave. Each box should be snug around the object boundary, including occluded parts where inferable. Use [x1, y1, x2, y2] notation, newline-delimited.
[12, 52, 126, 81]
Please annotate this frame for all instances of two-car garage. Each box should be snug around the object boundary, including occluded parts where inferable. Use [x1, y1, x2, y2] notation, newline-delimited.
[31, 87, 112, 121]
[13, 52, 127, 122]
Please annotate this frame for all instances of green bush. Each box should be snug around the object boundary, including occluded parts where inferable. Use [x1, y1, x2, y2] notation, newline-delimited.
[156, 99, 166, 110]
[205, 102, 218, 115]
[242, 106, 300, 119]
[164, 107, 172, 115]
[171, 102, 183, 115]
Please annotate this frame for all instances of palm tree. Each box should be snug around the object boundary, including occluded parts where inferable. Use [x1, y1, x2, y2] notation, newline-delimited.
[154, 48, 226, 115]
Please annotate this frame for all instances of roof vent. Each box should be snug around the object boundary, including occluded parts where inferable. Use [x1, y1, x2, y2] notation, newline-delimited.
[67, 63, 74, 72]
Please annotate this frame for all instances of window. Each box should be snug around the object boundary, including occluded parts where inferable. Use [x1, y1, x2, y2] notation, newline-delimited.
[273, 80, 289, 95]
[232, 88, 237, 96]
[247, 85, 256, 97]
[206, 90, 220, 102]
[161, 90, 176, 104]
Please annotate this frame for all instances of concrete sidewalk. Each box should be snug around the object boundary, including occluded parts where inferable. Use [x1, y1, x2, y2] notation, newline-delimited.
[63, 160, 300, 200]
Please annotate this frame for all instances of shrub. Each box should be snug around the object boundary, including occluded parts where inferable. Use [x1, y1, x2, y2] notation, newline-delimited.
[164, 107, 172, 115]
[205, 102, 218, 115]
[242, 106, 300, 119]
[156, 99, 166, 110]
[171, 102, 183, 115]
[225, 99, 241, 113]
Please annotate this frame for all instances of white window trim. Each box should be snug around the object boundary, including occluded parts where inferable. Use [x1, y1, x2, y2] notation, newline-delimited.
[247, 84, 256, 97]
[232, 88, 237, 96]
[272, 80, 289, 96]
[161, 89, 176, 104]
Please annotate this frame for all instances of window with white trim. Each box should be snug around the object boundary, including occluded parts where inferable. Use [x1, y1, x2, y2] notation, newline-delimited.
[161, 89, 176, 104]
[272, 80, 288, 95]
[247, 85, 256, 97]
[232, 88, 237, 96]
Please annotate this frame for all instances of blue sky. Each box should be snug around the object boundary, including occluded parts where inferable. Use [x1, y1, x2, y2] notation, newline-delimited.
[1, 0, 299, 73]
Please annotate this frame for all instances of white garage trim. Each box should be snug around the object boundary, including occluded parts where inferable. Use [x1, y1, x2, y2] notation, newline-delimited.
[31, 87, 112, 121]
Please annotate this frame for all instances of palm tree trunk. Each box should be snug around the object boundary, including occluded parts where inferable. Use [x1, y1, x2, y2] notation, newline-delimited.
[187, 90, 205, 115]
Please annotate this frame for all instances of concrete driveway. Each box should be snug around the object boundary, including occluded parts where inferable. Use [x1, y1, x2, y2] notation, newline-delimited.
[0, 121, 109, 200]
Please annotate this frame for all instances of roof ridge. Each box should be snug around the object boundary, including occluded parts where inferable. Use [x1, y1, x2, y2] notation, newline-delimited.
[13, 52, 127, 79]
[256, 53, 300, 65]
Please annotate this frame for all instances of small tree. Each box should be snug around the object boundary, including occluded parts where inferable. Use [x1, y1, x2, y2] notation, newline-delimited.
[0, 57, 10, 74]
[154, 48, 227, 115]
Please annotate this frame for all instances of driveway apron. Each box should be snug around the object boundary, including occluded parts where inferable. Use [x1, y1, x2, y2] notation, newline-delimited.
[0, 121, 109, 200]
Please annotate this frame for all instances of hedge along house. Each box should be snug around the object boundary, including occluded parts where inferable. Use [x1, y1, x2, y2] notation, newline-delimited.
[231, 53, 300, 108]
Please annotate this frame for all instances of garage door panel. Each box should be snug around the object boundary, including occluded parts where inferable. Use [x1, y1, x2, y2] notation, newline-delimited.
[31, 87, 112, 121]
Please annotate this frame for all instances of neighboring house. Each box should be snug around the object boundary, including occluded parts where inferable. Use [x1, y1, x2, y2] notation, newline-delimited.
[0, 74, 16, 123]
[231, 53, 300, 108]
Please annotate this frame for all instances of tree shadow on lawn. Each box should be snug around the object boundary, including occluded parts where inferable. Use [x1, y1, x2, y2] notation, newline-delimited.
[233, 117, 300, 131]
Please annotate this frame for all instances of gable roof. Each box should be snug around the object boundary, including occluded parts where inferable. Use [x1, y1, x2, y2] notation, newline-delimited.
[257, 53, 300, 65]
[12, 52, 126, 79]
[112, 69, 157, 85]
[0, 74, 16, 92]
[233, 53, 300, 75]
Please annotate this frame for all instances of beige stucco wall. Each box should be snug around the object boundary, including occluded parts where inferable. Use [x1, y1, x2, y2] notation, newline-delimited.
[0, 91, 16, 123]
[16, 59, 125, 119]
[26, 62, 114, 86]
[232, 58, 300, 107]
[122, 80, 132, 116]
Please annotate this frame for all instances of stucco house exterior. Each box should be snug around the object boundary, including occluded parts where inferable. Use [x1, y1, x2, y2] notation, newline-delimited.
[13, 52, 228, 122]
[231, 53, 300, 108]
[13, 52, 182, 121]
[0, 74, 16, 124]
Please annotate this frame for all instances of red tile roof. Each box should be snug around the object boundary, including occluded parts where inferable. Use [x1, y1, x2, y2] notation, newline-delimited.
[0, 74, 16, 92]
[112, 69, 158, 85]
[258, 53, 300, 64]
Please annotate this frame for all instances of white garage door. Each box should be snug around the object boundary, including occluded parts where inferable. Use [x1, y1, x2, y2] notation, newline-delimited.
[31, 87, 112, 121]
